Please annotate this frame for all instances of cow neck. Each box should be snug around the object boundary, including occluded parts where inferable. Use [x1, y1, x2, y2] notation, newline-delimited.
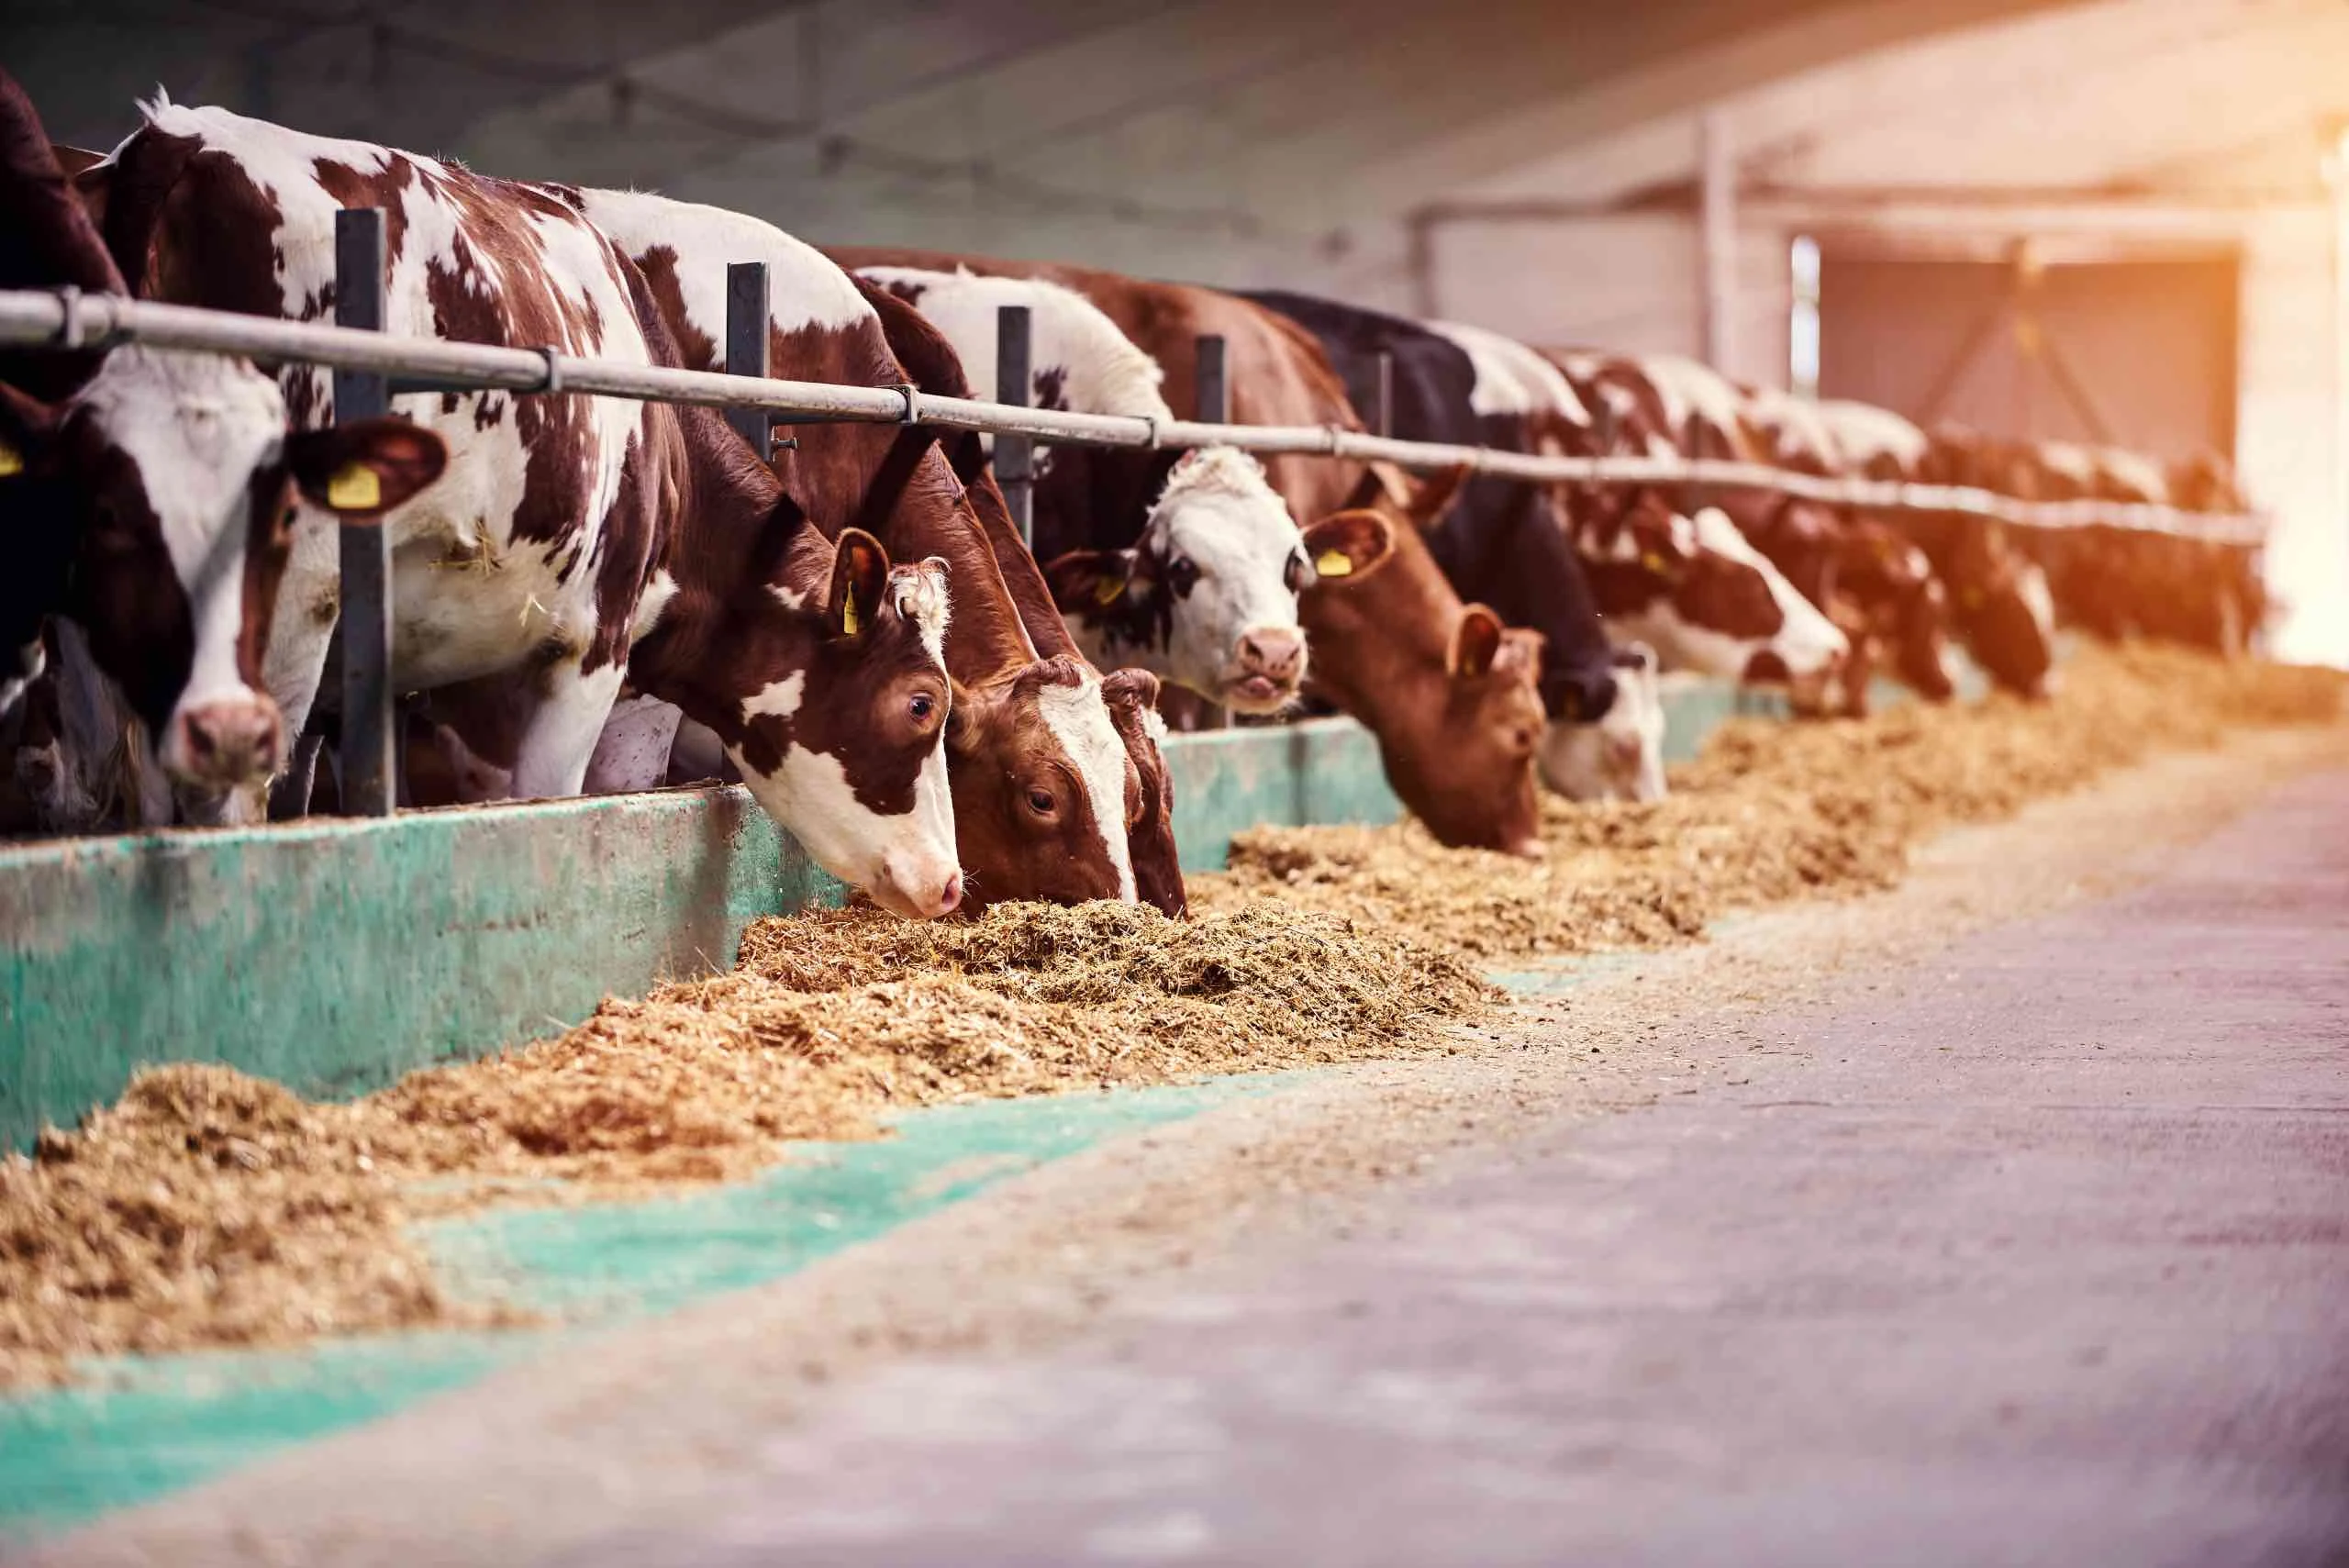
[629, 402, 827, 713]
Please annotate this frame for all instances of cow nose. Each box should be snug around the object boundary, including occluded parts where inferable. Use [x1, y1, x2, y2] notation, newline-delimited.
[938, 870, 964, 915]
[178, 698, 284, 782]
[1237, 628, 1305, 684]
[1505, 835, 1547, 862]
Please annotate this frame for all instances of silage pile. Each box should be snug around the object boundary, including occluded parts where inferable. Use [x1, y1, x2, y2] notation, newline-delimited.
[3, 643, 2341, 1386]
[1194, 644, 2349, 958]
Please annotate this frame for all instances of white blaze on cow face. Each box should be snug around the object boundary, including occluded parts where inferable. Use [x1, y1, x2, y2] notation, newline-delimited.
[73, 345, 291, 790]
[1036, 671, 1140, 904]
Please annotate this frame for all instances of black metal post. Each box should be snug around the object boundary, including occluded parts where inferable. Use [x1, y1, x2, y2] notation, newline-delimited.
[1195, 333, 1229, 424]
[1373, 350, 1394, 439]
[995, 304, 1033, 548]
[333, 207, 395, 817]
[725, 261, 772, 462]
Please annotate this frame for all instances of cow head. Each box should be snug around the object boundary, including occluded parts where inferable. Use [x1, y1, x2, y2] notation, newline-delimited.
[1383, 606, 1546, 855]
[1944, 519, 2057, 700]
[1839, 525, 1959, 703]
[1046, 446, 1392, 714]
[944, 654, 1147, 914]
[1540, 642, 1666, 804]
[1580, 504, 1850, 713]
[0, 355, 443, 799]
[711, 529, 963, 918]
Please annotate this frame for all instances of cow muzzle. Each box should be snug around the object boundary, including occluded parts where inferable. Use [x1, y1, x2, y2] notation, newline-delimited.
[165, 695, 286, 788]
[1223, 626, 1307, 713]
[874, 854, 963, 920]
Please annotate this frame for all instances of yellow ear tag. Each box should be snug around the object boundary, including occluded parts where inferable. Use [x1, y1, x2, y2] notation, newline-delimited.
[841, 595, 862, 637]
[1314, 550, 1353, 577]
[0, 441, 20, 479]
[1094, 573, 1127, 606]
[326, 462, 382, 510]
[1960, 587, 1983, 610]
[1641, 551, 1667, 574]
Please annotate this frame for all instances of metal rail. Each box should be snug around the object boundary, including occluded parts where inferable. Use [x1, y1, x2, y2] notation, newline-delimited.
[0, 285, 2268, 546]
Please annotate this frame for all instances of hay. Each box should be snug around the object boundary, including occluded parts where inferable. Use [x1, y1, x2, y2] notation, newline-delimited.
[2, 642, 2338, 1386]
[1195, 643, 2349, 958]
[0, 904, 1486, 1385]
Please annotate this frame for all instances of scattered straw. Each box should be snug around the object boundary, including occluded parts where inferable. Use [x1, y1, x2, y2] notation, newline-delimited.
[2, 642, 2339, 1385]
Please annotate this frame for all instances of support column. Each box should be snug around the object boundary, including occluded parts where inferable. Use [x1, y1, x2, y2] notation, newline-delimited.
[1698, 109, 1736, 373]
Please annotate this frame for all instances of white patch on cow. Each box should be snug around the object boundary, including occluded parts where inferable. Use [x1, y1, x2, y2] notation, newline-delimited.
[1539, 648, 1666, 805]
[1427, 320, 1591, 427]
[1688, 507, 1847, 678]
[2097, 448, 2169, 504]
[852, 268, 1172, 466]
[1632, 353, 1750, 444]
[1140, 706, 1170, 747]
[2038, 441, 2096, 484]
[741, 669, 806, 724]
[769, 582, 808, 612]
[76, 345, 287, 762]
[1816, 400, 1931, 473]
[1038, 674, 1139, 904]
[890, 562, 952, 670]
[1742, 385, 1842, 468]
[0, 639, 43, 717]
[1122, 447, 1310, 707]
[2017, 560, 2057, 642]
[573, 187, 873, 353]
[630, 572, 681, 645]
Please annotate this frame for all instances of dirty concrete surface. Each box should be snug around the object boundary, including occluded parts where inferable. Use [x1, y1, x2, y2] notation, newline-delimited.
[42, 743, 2349, 1567]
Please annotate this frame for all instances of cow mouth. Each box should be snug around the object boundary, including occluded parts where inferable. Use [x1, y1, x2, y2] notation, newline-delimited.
[1222, 673, 1294, 712]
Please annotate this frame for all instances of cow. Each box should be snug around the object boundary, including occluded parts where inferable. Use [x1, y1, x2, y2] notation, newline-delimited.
[1739, 383, 1960, 707]
[852, 263, 1380, 718]
[565, 193, 1162, 915]
[1549, 350, 1851, 714]
[0, 72, 446, 819]
[1242, 292, 1665, 803]
[76, 99, 963, 914]
[833, 249, 1551, 855]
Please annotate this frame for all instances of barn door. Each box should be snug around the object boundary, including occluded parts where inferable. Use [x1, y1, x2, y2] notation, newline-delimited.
[1815, 241, 2240, 461]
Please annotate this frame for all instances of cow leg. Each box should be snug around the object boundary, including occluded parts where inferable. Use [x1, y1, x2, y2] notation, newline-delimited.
[583, 695, 685, 795]
[507, 661, 628, 802]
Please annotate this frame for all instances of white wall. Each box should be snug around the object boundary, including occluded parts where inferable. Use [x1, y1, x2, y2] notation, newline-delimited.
[2237, 211, 2347, 665]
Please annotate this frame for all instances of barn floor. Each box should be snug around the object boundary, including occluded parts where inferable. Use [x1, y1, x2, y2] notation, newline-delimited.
[31, 730, 2349, 1567]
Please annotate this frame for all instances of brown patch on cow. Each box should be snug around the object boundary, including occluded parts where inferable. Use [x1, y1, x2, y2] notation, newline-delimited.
[631, 245, 717, 373]
[948, 656, 1136, 914]
[311, 154, 415, 272]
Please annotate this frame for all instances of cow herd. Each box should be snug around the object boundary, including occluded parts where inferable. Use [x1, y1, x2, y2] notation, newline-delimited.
[0, 76, 2266, 924]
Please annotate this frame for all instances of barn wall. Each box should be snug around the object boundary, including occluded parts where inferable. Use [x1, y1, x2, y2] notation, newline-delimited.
[2237, 211, 2347, 666]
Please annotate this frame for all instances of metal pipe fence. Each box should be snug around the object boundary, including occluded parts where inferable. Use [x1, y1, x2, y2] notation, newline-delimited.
[0, 284, 2270, 547]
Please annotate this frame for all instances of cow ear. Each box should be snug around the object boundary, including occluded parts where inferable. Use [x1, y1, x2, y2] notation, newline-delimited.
[828, 528, 892, 640]
[1402, 462, 1471, 529]
[1100, 664, 1161, 716]
[1448, 605, 1506, 678]
[1297, 509, 1395, 584]
[1042, 549, 1138, 612]
[287, 418, 447, 517]
[0, 384, 64, 477]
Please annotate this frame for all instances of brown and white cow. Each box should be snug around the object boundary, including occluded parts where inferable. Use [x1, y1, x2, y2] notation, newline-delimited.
[834, 249, 1550, 856]
[850, 262, 1376, 717]
[0, 73, 444, 817]
[568, 192, 1156, 915]
[78, 100, 962, 914]
[1551, 350, 1851, 715]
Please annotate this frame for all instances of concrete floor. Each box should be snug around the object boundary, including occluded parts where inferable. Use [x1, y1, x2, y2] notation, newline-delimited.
[554, 769, 2349, 1566]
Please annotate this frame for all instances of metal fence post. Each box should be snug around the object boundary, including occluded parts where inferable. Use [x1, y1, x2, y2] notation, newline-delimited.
[995, 304, 1034, 548]
[1196, 334, 1234, 728]
[333, 207, 395, 817]
[1195, 334, 1229, 425]
[725, 261, 772, 462]
[1373, 350, 1394, 439]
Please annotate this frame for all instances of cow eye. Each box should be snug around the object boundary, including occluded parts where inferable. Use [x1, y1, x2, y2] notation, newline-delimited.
[1026, 786, 1056, 817]
[1284, 550, 1308, 593]
[907, 692, 937, 725]
[1166, 556, 1199, 595]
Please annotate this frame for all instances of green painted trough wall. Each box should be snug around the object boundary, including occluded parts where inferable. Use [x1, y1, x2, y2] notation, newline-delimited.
[0, 715, 1398, 1150]
[0, 670, 1964, 1151]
